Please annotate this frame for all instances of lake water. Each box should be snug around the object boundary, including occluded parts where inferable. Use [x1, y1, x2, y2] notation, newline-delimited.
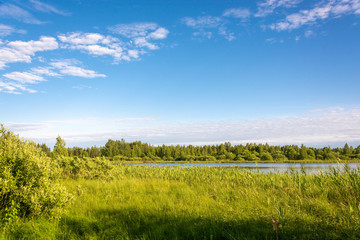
[123, 162, 360, 174]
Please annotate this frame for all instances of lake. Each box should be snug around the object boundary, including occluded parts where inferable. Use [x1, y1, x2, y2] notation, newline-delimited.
[123, 162, 360, 174]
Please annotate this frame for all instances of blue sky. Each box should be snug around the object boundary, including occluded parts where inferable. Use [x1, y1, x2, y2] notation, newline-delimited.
[1, 0, 360, 148]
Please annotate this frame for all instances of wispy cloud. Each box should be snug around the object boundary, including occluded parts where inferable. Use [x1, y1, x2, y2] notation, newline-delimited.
[58, 32, 126, 61]
[270, 0, 360, 31]
[50, 60, 106, 78]
[0, 3, 44, 24]
[5, 107, 360, 147]
[0, 80, 36, 94]
[109, 23, 156, 37]
[29, 0, 70, 16]
[0, 36, 58, 69]
[0, 24, 26, 36]
[30, 66, 61, 77]
[3, 71, 45, 84]
[304, 29, 315, 38]
[60, 23, 169, 62]
[255, 0, 303, 17]
[182, 16, 224, 28]
[109, 22, 169, 51]
[265, 37, 284, 44]
[72, 85, 92, 90]
[181, 16, 235, 41]
[223, 8, 251, 19]
[0, 58, 105, 94]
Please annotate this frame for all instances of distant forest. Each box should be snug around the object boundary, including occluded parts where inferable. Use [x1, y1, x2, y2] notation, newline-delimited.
[38, 137, 360, 162]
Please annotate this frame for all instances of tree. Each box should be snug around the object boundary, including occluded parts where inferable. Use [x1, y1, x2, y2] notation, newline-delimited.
[38, 143, 51, 156]
[53, 136, 68, 157]
[343, 143, 352, 155]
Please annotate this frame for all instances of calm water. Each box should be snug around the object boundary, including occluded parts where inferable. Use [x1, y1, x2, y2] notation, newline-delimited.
[123, 162, 360, 174]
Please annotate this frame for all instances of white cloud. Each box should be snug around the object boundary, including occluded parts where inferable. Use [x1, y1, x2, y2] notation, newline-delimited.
[127, 49, 139, 59]
[109, 22, 169, 52]
[304, 30, 315, 38]
[50, 60, 106, 78]
[133, 37, 158, 50]
[58, 32, 127, 61]
[59, 27, 168, 62]
[3, 72, 45, 84]
[256, 0, 303, 17]
[182, 16, 223, 28]
[58, 32, 116, 45]
[218, 27, 236, 41]
[270, 0, 360, 31]
[0, 36, 58, 69]
[148, 27, 169, 39]
[8, 36, 58, 56]
[182, 16, 236, 40]
[29, 0, 70, 16]
[31, 67, 61, 77]
[0, 80, 36, 94]
[108, 22, 158, 38]
[0, 3, 44, 24]
[0, 58, 105, 94]
[0, 24, 26, 36]
[193, 31, 213, 39]
[223, 8, 251, 19]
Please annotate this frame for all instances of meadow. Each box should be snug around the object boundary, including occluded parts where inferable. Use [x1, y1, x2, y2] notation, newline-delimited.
[1, 126, 360, 239]
[2, 164, 360, 240]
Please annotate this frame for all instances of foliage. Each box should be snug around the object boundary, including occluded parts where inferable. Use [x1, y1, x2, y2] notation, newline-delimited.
[56, 138, 360, 162]
[0, 125, 71, 222]
[52, 136, 68, 158]
[54, 156, 113, 180]
[2, 165, 360, 239]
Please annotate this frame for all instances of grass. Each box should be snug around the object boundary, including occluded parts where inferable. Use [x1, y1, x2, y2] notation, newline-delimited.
[1, 166, 360, 239]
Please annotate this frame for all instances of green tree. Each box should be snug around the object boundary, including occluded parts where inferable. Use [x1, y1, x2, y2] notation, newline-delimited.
[343, 143, 352, 155]
[53, 136, 68, 157]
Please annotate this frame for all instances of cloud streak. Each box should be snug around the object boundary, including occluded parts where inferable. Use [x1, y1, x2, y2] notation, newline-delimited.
[270, 0, 360, 31]
[0, 3, 44, 24]
[5, 107, 360, 147]
[29, 0, 70, 16]
[0, 24, 26, 36]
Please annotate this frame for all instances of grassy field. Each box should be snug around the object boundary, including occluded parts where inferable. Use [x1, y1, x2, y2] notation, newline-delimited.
[1, 166, 360, 239]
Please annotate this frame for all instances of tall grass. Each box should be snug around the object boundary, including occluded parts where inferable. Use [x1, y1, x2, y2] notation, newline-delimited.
[1, 166, 360, 239]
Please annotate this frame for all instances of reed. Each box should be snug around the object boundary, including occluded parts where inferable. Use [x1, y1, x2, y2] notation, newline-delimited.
[1, 165, 360, 239]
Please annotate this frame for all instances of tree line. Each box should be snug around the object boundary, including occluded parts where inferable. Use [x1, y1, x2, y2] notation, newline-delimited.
[38, 137, 360, 161]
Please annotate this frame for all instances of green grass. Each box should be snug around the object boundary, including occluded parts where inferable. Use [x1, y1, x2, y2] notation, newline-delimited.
[1, 166, 360, 239]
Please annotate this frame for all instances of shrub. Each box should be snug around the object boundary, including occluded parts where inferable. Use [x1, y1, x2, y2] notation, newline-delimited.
[260, 152, 273, 161]
[0, 125, 71, 221]
[54, 156, 113, 179]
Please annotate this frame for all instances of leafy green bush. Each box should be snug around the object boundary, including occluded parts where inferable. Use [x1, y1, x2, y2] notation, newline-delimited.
[55, 156, 113, 179]
[0, 125, 71, 222]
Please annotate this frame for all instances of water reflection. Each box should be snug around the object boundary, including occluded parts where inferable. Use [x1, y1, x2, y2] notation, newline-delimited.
[123, 162, 360, 174]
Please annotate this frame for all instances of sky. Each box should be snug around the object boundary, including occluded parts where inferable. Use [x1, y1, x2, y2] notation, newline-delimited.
[0, 0, 360, 148]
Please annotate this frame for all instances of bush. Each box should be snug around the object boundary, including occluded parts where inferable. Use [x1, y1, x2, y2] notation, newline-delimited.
[55, 156, 113, 179]
[0, 125, 71, 221]
[260, 152, 273, 161]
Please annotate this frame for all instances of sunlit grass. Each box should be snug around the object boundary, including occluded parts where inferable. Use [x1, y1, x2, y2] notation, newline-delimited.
[2, 166, 360, 239]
